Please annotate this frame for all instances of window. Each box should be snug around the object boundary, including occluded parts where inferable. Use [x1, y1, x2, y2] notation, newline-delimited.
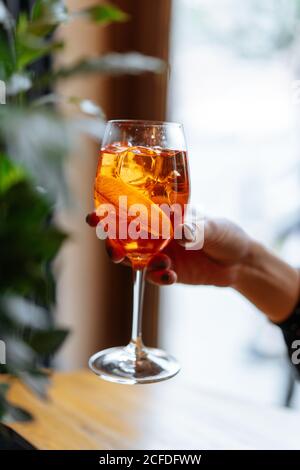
[161, 0, 300, 406]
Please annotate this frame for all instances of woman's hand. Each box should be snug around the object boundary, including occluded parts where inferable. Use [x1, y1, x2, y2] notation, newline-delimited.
[145, 218, 252, 287]
[87, 213, 300, 323]
[103, 217, 252, 287]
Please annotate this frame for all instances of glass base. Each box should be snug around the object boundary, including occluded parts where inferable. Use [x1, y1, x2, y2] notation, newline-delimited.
[88, 342, 180, 384]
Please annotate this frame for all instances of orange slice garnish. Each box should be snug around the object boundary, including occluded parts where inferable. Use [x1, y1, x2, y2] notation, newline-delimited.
[95, 175, 173, 239]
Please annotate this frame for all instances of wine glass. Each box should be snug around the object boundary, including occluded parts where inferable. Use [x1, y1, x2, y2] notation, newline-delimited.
[89, 120, 190, 384]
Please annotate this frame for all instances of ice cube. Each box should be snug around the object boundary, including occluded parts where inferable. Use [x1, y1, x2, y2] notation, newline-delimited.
[116, 146, 158, 191]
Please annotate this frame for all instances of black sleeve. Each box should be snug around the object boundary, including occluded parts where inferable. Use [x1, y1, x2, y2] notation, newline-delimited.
[277, 302, 300, 377]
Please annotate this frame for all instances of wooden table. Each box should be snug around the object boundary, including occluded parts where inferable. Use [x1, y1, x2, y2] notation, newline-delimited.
[6, 370, 300, 450]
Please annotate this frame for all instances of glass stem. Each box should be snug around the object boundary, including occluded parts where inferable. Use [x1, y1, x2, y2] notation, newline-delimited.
[130, 268, 146, 353]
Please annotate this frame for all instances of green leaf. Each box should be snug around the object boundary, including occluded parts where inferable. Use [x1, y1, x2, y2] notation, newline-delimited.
[2, 401, 33, 423]
[0, 107, 72, 202]
[16, 34, 63, 70]
[16, 12, 29, 35]
[0, 154, 25, 194]
[0, 383, 10, 396]
[0, 28, 16, 80]
[53, 52, 165, 80]
[14, 13, 63, 72]
[0, 2, 15, 31]
[19, 371, 50, 399]
[16, 14, 63, 70]
[1, 296, 50, 330]
[30, 0, 68, 35]
[0, 178, 66, 302]
[0, 4, 16, 80]
[76, 3, 128, 24]
[6, 338, 36, 368]
[27, 329, 69, 355]
[33, 93, 105, 118]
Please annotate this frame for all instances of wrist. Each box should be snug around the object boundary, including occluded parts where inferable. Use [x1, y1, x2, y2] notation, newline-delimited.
[233, 240, 300, 323]
[232, 239, 265, 289]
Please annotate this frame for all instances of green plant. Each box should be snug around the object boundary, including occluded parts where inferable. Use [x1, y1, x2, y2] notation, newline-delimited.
[0, 0, 164, 425]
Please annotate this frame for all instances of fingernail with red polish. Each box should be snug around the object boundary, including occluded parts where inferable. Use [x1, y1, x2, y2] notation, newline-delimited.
[151, 260, 168, 270]
[86, 212, 99, 227]
[161, 272, 170, 283]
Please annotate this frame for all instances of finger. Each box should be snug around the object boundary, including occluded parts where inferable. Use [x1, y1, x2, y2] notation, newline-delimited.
[105, 239, 126, 264]
[203, 217, 249, 261]
[147, 253, 172, 272]
[146, 269, 177, 286]
[203, 217, 233, 246]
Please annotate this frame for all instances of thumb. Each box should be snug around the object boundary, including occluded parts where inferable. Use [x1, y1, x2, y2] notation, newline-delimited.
[201, 218, 250, 263]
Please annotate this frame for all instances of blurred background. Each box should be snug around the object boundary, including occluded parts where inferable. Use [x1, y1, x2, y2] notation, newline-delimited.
[2, 0, 300, 416]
